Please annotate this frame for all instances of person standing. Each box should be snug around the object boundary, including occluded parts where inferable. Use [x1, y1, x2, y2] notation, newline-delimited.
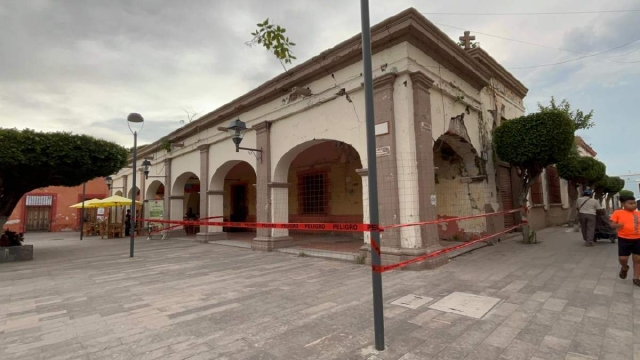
[610, 195, 640, 286]
[577, 189, 601, 247]
[124, 209, 131, 236]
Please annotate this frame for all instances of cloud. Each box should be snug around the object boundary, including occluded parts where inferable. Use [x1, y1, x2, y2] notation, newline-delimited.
[1, 0, 639, 182]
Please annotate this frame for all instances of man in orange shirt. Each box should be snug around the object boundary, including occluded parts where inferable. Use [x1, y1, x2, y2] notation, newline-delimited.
[611, 194, 640, 286]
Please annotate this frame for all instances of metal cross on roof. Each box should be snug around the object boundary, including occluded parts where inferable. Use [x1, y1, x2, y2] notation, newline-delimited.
[459, 31, 476, 50]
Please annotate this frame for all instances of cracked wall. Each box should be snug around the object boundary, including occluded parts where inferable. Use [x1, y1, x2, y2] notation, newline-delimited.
[434, 139, 487, 241]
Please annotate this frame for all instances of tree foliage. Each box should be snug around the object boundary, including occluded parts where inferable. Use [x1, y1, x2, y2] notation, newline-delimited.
[620, 190, 635, 198]
[494, 110, 575, 242]
[537, 96, 594, 131]
[0, 128, 128, 222]
[604, 176, 625, 194]
[557, 154, 606, 186]
[494, 110, 575, 195]
[247, 18, 297, 68]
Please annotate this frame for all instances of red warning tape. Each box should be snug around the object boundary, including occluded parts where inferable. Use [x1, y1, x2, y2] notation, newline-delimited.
[383, 208, 523, 229]
[137, 217, 383, 233]
[371, 224, 522, 273]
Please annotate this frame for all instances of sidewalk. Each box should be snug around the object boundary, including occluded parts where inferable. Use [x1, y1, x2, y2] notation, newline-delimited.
[0, 227, 636, 359]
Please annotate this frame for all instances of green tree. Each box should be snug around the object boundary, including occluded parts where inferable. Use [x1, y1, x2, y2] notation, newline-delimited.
[556, 151, 606, 225]
[537, 96, 594, 131]
[247, 18, 296, 71]
[603, 176, 625, 212]
[620, 190, 635, 198]
[0, 129, 128, 229]
[494, 110, 575, 242]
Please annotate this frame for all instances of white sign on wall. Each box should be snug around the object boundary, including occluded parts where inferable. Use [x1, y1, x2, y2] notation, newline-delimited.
[145, 200, 164, 231]
[376, 146, 391, 157]
[375, 122, 389, 136]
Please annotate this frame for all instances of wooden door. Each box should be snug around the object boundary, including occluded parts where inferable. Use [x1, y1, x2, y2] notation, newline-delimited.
[26, 206, 51, 232]
[498, 165, 516, 228]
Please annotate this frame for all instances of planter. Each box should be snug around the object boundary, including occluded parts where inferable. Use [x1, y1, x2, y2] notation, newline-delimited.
[0, 245, 33, 263]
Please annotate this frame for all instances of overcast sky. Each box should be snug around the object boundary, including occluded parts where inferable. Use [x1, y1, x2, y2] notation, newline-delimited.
[1, 1, 639, 189]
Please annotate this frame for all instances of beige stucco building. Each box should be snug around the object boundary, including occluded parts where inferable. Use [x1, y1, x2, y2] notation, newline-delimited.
[109, 8, 533, 269]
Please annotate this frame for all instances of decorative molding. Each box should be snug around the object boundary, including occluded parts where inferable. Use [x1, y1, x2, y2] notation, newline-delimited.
[169, 195, 184, 200]
[356, 168, 369, 177]
[409, 71, 435, 90]
[268, 182, 290, 189]
[252, 121, 272, 133]
[164, 158, 172, 166]
[373, 73, 397, 90]
[197, 144, 210, 152]
[207, 190, 225, 195]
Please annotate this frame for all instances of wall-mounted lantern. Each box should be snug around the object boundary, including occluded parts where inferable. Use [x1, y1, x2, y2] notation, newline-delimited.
[226, 119, 263, 162]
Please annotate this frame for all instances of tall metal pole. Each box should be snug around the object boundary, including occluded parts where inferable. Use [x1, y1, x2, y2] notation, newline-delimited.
[80, 182, 86, 240]
[130, 131, 137, 258]
[360, 0, 385, 351]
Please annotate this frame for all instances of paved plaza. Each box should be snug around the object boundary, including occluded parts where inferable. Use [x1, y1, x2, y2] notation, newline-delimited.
[1, 228, 638, 360]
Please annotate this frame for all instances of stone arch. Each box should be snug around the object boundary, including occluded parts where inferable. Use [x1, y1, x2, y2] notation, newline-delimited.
[433, 115, 487, 240]
[273, 139, 364, 240]
[273, 139, 363, 183]
[210, 161, 256, 192]
[172, 172, 199, 197]
[172, 172, 200, 220]
[210, 161, 257, 230]
[127, 186, 140, 201]
[436, 113, 484, 177]
[145, 180, 165, 200]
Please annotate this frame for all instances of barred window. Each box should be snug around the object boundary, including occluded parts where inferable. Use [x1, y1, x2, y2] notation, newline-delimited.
[299, 173, 327, 214]
[546, 166, 562, 204]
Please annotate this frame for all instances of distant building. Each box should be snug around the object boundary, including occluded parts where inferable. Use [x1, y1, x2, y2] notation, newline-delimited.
[3, 178, 108, 233]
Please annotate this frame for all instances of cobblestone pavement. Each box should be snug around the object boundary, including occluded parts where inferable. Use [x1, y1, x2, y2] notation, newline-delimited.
[0, 228, 637, 360]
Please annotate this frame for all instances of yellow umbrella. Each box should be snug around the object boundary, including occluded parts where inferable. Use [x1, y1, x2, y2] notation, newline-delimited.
[69, 198, 102, 209]
[93, 195, 142, 207]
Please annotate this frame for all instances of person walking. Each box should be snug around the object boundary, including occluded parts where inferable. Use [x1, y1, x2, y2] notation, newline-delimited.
[611, 194, 640, 286]
[577, 189, 601, 246]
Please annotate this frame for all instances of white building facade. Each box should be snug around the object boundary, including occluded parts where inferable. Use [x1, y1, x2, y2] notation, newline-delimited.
[109, 8, 529, 269]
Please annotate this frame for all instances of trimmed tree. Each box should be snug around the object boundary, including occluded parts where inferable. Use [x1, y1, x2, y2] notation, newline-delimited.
[557, 154, 606, 225]
[0, 129, 128, 229]
[620, 190, 635, 198]
[593, 175, 610, 201]
[494, 110, 575, 242]
[604, 176, 625, 212]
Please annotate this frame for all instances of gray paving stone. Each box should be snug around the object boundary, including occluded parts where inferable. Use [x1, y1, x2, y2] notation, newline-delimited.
[568, 332, 603, 359]
[0, 228, 637, 359]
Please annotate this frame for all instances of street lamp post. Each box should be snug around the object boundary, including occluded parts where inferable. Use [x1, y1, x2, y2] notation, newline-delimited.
[127, 113, 144, 258]
[360, 0, 385, 350]
[80, 182, 86, 240]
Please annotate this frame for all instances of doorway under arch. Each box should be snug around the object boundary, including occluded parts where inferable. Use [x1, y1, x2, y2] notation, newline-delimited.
[211, 161, 257, 233]
[274, 140, 364, 240]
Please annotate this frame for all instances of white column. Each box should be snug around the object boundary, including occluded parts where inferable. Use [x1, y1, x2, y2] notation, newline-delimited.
[357, 169, 370, 245]
[560, 179, 570, 209]
[170, 196, 184, 228]
[270, 184, 289, 238]
[541, 169, 550, 211]
[394, 73, 421, 248]
[207, 192, 224, 233]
